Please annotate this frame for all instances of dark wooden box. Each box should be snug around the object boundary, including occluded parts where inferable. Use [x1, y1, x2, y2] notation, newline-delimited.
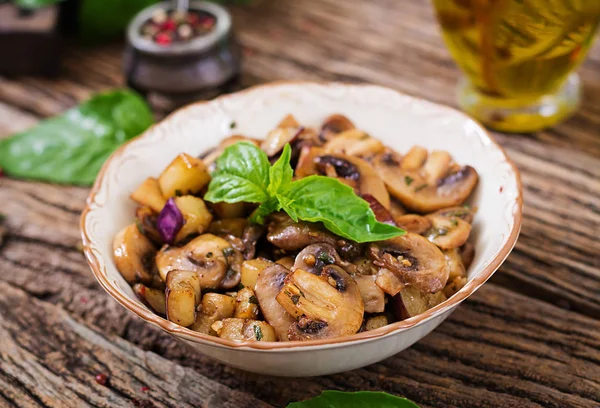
[0, 4, 62, 76]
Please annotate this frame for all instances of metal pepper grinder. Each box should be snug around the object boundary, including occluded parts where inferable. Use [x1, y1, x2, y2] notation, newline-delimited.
[123, 0, 242, 110]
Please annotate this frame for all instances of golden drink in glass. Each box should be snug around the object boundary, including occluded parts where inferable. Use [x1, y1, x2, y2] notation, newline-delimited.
[433, 0, 600, 132]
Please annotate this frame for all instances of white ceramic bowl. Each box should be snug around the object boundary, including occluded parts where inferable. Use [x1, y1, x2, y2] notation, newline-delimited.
[82, 81, 522, 377]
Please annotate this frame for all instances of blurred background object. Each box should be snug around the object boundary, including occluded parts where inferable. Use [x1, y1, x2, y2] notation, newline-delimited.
[433, 0, 600, 133]
[124, 1, 241, 110]
[0, 2, 62, 76]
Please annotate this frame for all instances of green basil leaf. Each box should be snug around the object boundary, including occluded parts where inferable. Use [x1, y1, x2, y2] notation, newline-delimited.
[287, 391, 420, 408]
[284, 176, 405, 243]
[13, 0, 63, 8]
[212, 142, 270, 191]
[79, 0, 159, 44]
[0, 89, 153, 186]
[249, 197, 281, 224]
[268, 144, 293, 195]
[204, 174, 269, 204]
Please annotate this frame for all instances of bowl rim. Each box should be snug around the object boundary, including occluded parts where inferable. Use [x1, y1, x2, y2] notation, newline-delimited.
[81, 80, 523, 351]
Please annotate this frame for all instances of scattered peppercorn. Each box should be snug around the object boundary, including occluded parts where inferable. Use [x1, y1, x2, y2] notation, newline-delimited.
[95, 373, 109, 386]
[141, 8, 217, 46]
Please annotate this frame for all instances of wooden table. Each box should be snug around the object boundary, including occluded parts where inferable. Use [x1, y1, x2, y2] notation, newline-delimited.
[1, 1, 599, 407]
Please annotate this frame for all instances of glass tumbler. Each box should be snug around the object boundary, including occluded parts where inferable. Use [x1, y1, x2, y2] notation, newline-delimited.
[432, 0, 600, 133]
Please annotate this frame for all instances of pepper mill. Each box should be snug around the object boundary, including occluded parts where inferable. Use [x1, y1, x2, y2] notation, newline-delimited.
[123, 0, 242, 109]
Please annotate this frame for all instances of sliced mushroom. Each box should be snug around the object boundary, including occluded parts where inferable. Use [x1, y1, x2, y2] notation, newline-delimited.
[394, 287, 446, 319]
[266, 213, 362, 258]
[319, 114, 355, 142]
[362, 194, 396, 225]
[234, 287, 260, 320]
[375, 268, 405, 296]
[133, 283, 166, 315]
[354, 274, 386, 313]
[276, 266, 364, 340]
[425, 212, 471, 250]
[389, 197, 407, 218]
[315, 153, 390, 209]
[189, 293, 236, 335]
[295, 145, 326, 179]
[113, 224, 156, 285]
[211, 318, 277, 342]
[292, 243, 352, 275]
[368, 233, 449, 293]
[201, 135, 261, 169]
[156, 234, 242, 289]
[240, 223, 265, 260]
[165, 270, 201, 327]
[460, 242, 475, 269]
[394, 214, 432, 235]
[322, 129, 384, 158]
[432, 205, 476, 224]
[443, 276, 467, 298]
[261, 114, 304, 157]
[373, 149, 478, 213]
[135, 206, 163, 245]
[444, 248, 467, 281]
[254, 264, 296, 341]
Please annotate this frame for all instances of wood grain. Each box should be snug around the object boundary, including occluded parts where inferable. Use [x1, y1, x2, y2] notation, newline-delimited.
[0, 0, 599, 407]
[0, 282, 273, 408]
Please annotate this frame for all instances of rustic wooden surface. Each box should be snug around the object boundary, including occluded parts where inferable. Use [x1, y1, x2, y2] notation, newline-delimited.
[1, 0, 599, 407]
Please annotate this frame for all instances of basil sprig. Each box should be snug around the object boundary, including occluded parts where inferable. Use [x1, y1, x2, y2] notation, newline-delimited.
[0, 89, 153, 186]
[204, 142, 405, 243]
[287, 391, 421, 407]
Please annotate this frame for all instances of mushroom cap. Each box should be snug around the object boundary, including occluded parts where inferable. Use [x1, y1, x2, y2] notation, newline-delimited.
[254, 264, 296, 341]
[373, 151, 478, 213]
[315, 153, 390, 209]
[156, 234, 242, 290]
[277, 266, 364, 340]
[369, 232, 449, 293]
[113, 223, 157, 285]
[266, 213, 362, 258]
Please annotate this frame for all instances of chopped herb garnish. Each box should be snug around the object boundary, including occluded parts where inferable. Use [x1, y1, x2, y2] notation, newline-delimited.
[253, 324, 263, 341]
[317, 252, 335, 265]
[414, 183, 428, 192]
[291, 294, 301, 304]
[249, 295, 259, 305]
[234, 283, 245, 291]
[436, 228, 448, 236]
[230, 121, 237, 129]
[450, 219, 459, 227]
[174, 189, 183, 197]
[0, 213, 5, 223]
[206, 251, 213, 258]
[404, 175, 414, 186]
[463, 204, 471, 209]
[222, 247, 235, 257]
